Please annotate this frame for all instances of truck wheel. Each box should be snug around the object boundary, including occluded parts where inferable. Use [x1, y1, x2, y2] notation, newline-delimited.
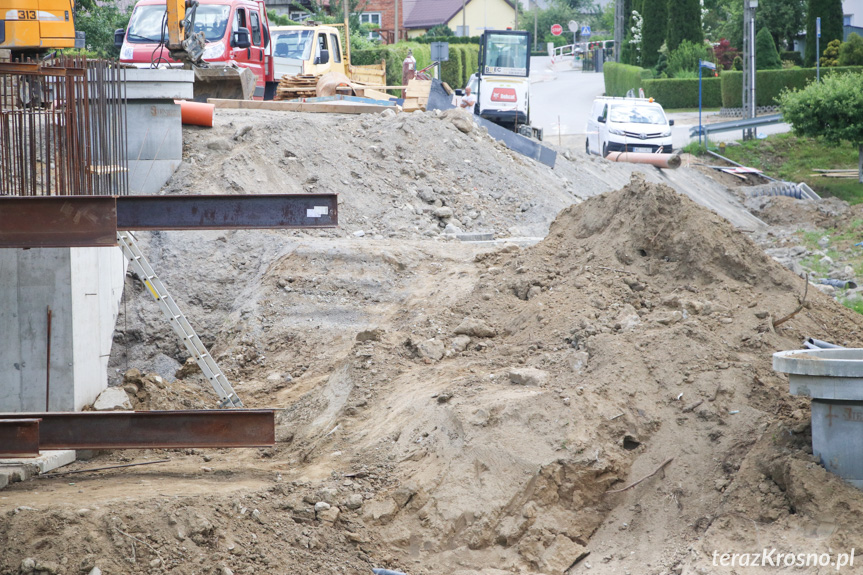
[602, 143, 609, 158]
[585, 139, 590, 155]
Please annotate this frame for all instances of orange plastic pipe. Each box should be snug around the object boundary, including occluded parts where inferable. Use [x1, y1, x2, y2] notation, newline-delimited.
[605, 152, 681, 169]
[174, 100, 214, 127]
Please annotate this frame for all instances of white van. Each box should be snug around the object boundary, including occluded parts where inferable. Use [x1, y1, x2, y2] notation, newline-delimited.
[585, 97, 674, 157]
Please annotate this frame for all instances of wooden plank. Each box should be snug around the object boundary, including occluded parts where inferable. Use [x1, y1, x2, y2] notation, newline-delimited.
[359, 88, 396, 101]
[208, 98, 390, 115]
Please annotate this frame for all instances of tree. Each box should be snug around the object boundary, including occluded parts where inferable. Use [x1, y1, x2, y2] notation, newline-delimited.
[757, 0, 805, 51]
[713, 37, 738, 69]
[667, 0, 703, 52]
[805, 0, 844, 66]
[755, 26, 782, 69]
[641, 0, 668, 68]
[839, 33, 863, 66]
[780, 72, 863, 182]
[74, 3, 131, 57]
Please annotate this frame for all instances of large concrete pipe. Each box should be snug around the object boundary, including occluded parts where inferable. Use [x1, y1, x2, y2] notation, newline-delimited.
[605, 152, 681, 169]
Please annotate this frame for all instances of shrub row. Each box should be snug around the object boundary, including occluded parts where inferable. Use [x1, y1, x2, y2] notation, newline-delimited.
[603, 62, 653, 97]
[642, 77, 722, 108]
[603, 64, 863, 109]
[352, 42, 479, 90]
[720, 66, 863, 107]
[414, 36, 481, 45]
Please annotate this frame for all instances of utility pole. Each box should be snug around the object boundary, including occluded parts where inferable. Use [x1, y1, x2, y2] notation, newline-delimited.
[394, 0, 398, 43]
[462, 0, 466, 37]
[514, 0, 518, 30]
[344, 0, 351, 63]
[742, 0, 757, 140]
[614, 0, 624, 63]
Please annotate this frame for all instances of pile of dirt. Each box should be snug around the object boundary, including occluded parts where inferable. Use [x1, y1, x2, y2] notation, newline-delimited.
[6, 173, 863, 575]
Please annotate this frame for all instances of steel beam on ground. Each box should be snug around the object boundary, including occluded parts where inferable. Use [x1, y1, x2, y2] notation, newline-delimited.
[0, 196, 117, 248]
[116, 194, 339, 230]
[0, 419, 41, 457]
[0, 410, 275, 450]
[0, 194, 339, 248]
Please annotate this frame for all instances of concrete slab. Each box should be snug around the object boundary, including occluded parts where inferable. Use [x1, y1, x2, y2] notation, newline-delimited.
[0, 450, 76, 474]
[128, 159, 183, 195]
[126, 102, 183, 160]
[124, 69, 195, 100]
[0, 449, 76, 490]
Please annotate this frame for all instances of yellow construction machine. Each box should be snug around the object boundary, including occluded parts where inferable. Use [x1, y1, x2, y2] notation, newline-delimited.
[0, 0, 83, 55]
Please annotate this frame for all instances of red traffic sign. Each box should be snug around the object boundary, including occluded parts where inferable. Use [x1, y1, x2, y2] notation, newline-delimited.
[551, 24, 563, 36]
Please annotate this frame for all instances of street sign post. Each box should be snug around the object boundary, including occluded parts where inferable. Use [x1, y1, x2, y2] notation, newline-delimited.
[817, 17, 821, 82]
[551, 23, 563, 36]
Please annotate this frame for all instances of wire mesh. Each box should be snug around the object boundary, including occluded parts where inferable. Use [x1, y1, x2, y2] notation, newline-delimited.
[0, 56, 128, 196]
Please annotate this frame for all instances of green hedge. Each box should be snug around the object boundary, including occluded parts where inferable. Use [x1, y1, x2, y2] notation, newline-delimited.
[462, 44, 479, 86]
[441, 45, 464, 89]
[352, 42, 480, 90]
[603, 62, 653, 97]
[351, 42, 431, 88]
[720, 66, 863, 107]
[415, 36, 481, 44]
[642, 77, 722, 109]
[781, 51, 803, 66]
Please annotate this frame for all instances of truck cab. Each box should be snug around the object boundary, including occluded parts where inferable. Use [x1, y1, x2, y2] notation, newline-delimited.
[117, 0, 276, 99]
[270, 24, 346, 79]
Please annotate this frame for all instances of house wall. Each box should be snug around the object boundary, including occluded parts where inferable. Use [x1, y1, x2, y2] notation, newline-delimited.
[844, 0, 863, 27]
[360, 0, 406, 42]
[446, 0, 516, 35]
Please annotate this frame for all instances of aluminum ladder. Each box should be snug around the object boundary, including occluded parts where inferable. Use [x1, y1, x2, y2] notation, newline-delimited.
[117, 231, 243, 408]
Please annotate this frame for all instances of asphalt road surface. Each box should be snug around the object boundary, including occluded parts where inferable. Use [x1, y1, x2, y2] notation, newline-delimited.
[528, 55, 790, 150]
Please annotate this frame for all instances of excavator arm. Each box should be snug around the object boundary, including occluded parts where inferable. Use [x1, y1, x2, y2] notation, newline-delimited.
[159, 0, 255, 101]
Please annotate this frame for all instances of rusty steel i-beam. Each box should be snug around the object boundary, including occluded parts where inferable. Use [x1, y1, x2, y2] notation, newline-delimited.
[0, 194, 339, 248]
[0, 418, 41, 457]
[0, 410, 275, 451]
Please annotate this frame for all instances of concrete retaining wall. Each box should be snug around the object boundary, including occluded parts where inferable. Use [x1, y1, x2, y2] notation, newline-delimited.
[0, 247, 125, 412]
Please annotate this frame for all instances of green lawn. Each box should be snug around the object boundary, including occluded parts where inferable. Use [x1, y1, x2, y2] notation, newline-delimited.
[690, 133, 863, 203]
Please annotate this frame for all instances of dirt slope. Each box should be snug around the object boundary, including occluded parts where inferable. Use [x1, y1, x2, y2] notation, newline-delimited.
[2, 110, 863, 575]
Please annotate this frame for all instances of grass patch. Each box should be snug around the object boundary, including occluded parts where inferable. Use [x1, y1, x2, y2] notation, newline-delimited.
[842, 297, 863, 315]
[705, 133, 863, 203]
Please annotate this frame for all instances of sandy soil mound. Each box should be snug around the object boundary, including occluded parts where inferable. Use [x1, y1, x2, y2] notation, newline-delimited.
[4, 149, 863, 574]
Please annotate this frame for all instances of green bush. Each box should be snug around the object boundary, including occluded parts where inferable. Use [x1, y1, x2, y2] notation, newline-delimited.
[415, 36, 481, 45]
[603, 62, 653, 97]
[781, 51, 803, 67]
[441, 45, 464, 89]
[720, 66, 863, 107]
[666, 39, 713, 76]
[462, 44, 479, 85]
[839, 33, 863, 66]
[642, 77, 722, 109]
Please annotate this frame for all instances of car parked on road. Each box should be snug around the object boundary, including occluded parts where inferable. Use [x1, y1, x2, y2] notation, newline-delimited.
[586, 97, 674, 157]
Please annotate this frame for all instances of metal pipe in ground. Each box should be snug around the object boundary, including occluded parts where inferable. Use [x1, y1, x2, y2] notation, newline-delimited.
[605, 151, 681, 169]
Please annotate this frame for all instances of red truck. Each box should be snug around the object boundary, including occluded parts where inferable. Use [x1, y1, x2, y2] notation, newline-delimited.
[116, 0, 277, 100]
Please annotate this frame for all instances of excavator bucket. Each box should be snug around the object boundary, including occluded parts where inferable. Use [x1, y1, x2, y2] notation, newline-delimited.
[192, 66, 257, 102]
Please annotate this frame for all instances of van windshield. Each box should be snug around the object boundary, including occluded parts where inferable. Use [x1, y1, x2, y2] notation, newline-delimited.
[127, 4, 232, 43]
[609, 105, 666, 125]
[272, 29, 314, 60]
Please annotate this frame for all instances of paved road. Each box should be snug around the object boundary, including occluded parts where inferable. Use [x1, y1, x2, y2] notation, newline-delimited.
[529, 56, 604, 141]
[528, 55, 790, 150]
